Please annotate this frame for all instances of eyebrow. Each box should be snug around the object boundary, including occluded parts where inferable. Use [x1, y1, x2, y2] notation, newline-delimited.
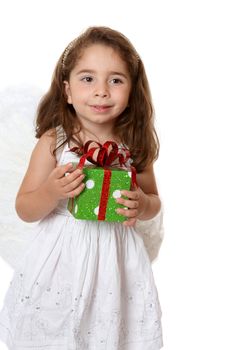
[76, 69, 129, 79]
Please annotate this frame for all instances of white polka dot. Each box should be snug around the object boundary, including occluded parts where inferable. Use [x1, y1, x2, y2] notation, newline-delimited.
[112, 190, 121, 199]
[86, 179, 95, 189]
[128, 171, 132, 178]
[74, 204, 78, 214]
[94, 206, 99, 215]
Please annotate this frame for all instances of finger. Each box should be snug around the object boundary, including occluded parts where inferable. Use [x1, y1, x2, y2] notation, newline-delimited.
[66, 182, 86, 198]
[54, 163, 74, 179]
[123, 218, 137, 227]
[60, 168, 84, 186]
[65, 165, 83, 177]
[116, 197, 139, 209]
[65, 162, 80, 173]
[120, 190, 140, 201]
[116, 208, 138, 218]
[63, 174, 85, 192]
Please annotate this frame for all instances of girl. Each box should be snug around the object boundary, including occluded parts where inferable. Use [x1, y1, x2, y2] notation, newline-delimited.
[0, 26, 163, 349]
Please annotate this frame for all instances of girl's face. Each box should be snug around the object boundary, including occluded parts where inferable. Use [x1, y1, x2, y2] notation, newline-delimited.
[64, 44, 131, 132]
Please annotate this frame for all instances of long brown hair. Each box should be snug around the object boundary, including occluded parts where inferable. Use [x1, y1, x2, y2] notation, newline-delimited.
[36, 26, 159, 172]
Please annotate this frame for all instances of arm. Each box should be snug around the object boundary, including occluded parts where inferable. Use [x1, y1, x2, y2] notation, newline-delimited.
[116, 164, 161, 226]
[15, 130, 85, 223]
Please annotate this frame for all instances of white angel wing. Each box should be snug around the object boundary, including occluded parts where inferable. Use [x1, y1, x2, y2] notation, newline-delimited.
[135, 207, 164, 264]
[0, 86, 43, 269]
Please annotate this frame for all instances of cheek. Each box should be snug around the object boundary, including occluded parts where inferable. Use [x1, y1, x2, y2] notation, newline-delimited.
[122, 87, 131, 101]
[116, 89, 130, 104]
[69, 89, 85, 105]
[74, 86, 90, 100]
[121, 93, 130, 107]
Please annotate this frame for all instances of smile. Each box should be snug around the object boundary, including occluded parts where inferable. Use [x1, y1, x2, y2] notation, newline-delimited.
[90, 105, 112, 113]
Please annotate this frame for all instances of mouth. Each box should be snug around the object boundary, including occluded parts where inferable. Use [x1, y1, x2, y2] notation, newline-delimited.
[90, 105, 112, 112]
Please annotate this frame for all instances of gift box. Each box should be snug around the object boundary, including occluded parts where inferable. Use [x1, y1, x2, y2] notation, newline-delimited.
[67, 140, 137, 222]
[68, 164, 132, 222]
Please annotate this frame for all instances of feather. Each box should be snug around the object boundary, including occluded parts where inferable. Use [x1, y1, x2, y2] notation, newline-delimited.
[135, 207, 164, 264]
[0, 86, 43, 269]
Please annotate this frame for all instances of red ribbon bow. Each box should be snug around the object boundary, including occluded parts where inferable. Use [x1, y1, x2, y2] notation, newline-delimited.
[70, 140, 131, 169]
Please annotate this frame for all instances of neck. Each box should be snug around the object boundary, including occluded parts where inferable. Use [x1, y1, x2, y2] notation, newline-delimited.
[79, 125, 119, 144]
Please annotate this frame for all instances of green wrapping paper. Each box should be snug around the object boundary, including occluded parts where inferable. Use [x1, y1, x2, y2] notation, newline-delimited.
[68, 164, 132, 222]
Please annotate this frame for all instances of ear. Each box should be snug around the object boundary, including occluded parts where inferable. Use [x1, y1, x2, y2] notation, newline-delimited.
[63, 81, 73, 104]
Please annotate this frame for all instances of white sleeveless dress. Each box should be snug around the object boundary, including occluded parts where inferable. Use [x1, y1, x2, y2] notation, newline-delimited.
[0, 138, 163, 350]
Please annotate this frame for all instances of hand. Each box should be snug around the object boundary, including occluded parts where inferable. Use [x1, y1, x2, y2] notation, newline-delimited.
[115, 187, 148, 227]
[44, 163, 85, 201]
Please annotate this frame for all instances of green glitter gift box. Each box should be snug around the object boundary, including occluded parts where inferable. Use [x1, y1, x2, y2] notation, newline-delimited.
[68, 164, 132, 222]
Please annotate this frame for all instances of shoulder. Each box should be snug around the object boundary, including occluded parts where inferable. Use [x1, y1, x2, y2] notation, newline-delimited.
[33, 128, 57, 156]
[40, 128, 57, 144]
[27, 128, 57, 171]
[16, 129, 58, 195]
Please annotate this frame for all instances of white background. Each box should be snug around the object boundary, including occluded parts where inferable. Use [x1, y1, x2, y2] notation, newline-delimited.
[0, 0, 233, 349]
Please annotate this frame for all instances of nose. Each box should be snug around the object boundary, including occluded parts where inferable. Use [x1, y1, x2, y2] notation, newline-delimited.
[94, 82, 109, 98]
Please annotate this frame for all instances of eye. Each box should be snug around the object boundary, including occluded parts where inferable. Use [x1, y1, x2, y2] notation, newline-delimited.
[110, 78, 123, 84]
[81, 76, 93, 82]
